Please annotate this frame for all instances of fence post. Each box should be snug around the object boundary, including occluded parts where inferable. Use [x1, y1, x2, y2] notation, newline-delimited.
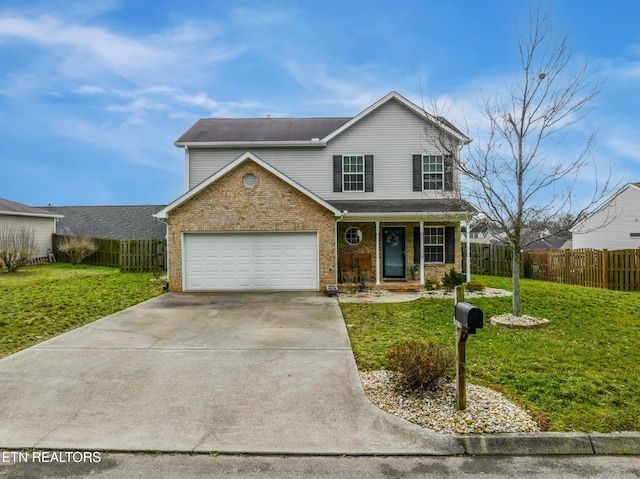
[602, 249, 608, 290]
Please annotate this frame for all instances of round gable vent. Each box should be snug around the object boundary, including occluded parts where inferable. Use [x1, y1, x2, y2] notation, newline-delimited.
[243, 173, 257, 188]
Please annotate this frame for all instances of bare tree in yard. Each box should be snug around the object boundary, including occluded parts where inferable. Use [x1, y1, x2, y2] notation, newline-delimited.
[0, 225, 37, 273]
[440, 9, 612, 317]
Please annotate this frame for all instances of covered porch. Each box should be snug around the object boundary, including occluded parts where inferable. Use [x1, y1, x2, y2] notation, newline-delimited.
[330, 200, 474, 290]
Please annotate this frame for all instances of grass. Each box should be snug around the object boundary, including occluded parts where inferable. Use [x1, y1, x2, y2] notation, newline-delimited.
[340, 275, 640, 433]
[0, 263, 165, 358]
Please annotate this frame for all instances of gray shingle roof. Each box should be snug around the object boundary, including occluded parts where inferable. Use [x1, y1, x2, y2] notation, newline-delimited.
[176, 117, 352, 144]
[40, 205, 167, 240]
[328, 199, 477, 214]
[0, 197, 62, 218]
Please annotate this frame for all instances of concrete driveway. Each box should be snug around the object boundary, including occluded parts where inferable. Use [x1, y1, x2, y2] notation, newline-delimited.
[0, 292, 462, 455]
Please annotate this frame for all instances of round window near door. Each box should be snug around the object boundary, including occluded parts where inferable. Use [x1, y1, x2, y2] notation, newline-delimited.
[345, 227, 362, 245]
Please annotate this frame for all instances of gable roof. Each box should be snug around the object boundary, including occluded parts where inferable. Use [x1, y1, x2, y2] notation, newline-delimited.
[0, 197, 63, 219]
[174, 91, 470, 148]
[154, 152, 343, 219]
[40, 205, 167, 240]
[176, 117, 351, 146]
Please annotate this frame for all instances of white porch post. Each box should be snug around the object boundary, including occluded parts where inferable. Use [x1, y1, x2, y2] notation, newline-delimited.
[420, 221, 425, 284]
[375, 221, 381, 285]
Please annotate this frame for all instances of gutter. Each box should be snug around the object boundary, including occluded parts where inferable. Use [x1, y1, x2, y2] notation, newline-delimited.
[175, 140, 327, 148]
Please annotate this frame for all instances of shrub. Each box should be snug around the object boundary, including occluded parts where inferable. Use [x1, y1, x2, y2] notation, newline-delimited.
[424, 277, 441, 290]
[0, 225, 37, 273]
[441, 266, 464, 290]
[387, 340, 455, 390]
[56, 235, 98, 265]
[464, 279, 486, 292]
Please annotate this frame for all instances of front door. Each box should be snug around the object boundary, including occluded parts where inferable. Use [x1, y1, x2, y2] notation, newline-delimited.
[383, 227, 405, 278]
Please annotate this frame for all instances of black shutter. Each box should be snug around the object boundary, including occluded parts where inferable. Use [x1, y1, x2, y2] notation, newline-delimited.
[414, 227, 420, 265]
[333, 155, 343, 192]
[444, 155, 454, 191]
[445, 226, 455, 263]
[412, 154, 422, 191]
[365, 155, 374, 192]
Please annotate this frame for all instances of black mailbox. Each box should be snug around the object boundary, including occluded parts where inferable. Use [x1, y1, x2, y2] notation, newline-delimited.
[455, 301, 484, 334]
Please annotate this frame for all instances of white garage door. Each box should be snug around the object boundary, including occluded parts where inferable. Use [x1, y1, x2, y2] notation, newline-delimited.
[183, 232, 318, 291]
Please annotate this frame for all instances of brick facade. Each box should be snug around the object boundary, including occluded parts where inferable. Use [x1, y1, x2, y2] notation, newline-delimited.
[166, 159, 337, 291]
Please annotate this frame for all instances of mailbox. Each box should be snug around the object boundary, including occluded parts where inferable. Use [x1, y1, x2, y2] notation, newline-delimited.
[455, 301, 484, 334]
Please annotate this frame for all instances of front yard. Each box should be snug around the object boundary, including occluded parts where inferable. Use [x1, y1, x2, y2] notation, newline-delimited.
[0, 263, 165, 358]
[340, 276, 640, 433]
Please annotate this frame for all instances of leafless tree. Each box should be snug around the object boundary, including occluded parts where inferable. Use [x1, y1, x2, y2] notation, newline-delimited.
[437, 9, 612, 317]
[0, 225, 37, 273]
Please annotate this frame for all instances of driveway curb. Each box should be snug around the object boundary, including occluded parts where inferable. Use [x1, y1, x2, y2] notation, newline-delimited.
[455, 432, 640, 455]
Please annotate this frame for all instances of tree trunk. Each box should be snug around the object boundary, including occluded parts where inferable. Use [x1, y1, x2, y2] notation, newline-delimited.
[512, 249, 522, 317]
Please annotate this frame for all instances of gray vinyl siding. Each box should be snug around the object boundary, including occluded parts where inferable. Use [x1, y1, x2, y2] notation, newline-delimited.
[186, 99, 461, 200]
[0, 215, 56, 258]
[572, 185, 640, 250]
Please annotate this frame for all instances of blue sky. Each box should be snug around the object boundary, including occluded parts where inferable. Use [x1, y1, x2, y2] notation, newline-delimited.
[1, 0, 639, 207]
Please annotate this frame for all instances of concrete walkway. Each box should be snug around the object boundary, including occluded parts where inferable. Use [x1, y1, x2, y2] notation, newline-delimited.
[0, 292, 462, 455]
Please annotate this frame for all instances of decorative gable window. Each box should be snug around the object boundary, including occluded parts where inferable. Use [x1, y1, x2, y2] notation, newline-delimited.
[333, 155, 374, 192]
[412, 154, 454, 192]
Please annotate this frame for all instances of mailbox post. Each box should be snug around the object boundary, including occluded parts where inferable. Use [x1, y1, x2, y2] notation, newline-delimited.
[453, 286, 484, 410]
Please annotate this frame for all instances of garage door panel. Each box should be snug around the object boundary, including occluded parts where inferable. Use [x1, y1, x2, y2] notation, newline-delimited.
[184, 232, 318, 291]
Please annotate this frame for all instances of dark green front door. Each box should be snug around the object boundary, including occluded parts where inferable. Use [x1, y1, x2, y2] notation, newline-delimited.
[383, 227, 405, 278]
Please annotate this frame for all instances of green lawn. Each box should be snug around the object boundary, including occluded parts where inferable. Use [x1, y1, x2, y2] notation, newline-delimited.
[340, 276, 640, 433]
[0, 263, 165, 358]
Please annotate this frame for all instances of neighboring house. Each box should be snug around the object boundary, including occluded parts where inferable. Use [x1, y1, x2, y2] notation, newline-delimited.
[154, 91, 474, 292]
[40, 205, 167, 240]
[571, 182, 640, 250]
[0, 197, 64, 259]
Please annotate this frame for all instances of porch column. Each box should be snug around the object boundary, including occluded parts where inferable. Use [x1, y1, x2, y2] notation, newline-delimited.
[420, 221, 425, 284]
[375, 221, 381, 285]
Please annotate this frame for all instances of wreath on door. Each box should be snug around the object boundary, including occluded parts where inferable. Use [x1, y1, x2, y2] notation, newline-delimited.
[385, 232, 400, 247]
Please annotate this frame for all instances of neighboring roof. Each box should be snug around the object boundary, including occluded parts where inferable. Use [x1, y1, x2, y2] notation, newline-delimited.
[0, 197, 63, 219]
[40, 205, 167, 240]
[329, 199, 477, 216]
[154, 152, 343, 219]
[175, 91, 470, 148]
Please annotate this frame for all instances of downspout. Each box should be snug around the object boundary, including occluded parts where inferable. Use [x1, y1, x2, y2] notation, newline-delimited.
[154, 216, 170, 291]
[335, 210, 348, 284]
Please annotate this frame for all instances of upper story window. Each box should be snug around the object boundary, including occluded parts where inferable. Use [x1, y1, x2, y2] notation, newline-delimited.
[333, 155, 374, 193]
[423, 155, 444, 190]
[343, 155, 364, 192]
[413, 154, 453, 192]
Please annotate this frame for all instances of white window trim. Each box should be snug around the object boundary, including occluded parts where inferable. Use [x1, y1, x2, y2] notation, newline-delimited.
[342, 154, 365, 192]
[424, 225, 445, 264]
[422, 155, 444, 192]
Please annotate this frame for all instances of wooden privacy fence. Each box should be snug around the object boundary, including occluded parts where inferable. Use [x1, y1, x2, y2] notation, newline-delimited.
[53, 235, 166, 273]
[464, 243, 514, 277]
[465, 243, 640, 291]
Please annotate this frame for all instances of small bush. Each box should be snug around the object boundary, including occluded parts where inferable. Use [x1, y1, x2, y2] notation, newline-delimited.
[56, 235, 98, 265]
[464, 279, 486, 292]
[424, 277, 441, 290]
[0, 225, 37, 273]
[387, 340, 454, 390]
[441, 267, 464, 290]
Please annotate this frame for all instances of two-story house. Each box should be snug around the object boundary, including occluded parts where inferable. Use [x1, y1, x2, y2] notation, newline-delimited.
[154, 91, 474, 292]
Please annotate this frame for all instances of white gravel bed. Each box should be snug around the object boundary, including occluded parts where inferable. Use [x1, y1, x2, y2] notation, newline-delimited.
[420, 287, 512, 299]
[360, 370, 540, 434]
